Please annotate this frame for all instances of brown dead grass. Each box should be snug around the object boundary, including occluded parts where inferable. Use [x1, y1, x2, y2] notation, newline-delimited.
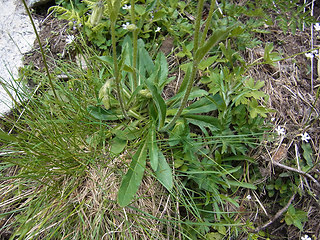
[243, 24, 320, 239]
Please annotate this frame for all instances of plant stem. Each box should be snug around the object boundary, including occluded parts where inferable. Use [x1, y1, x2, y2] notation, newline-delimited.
[111, 21, 128, 119]
[21, 0, 59, 102]
[162, 0, 205, 131]
[200, 0, 216, 46]
[131, 0, 138, 89]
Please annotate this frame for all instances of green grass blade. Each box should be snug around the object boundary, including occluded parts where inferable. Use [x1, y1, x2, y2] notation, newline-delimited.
[0, 131, 17, 142]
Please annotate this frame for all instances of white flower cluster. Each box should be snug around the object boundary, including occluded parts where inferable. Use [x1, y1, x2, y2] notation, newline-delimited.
[275, 126, 285, 136]
[314, 23, 320, 31]
[301, 234, 312, 240]
[274, 126, 312, 143]
[301, 132, 311, 143]
[305, 49, 318, 59]
[122, 4, 131, 10]
[66, 35, 75, 44]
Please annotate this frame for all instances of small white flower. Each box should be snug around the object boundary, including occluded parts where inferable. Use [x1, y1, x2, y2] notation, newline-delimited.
[275, 126, 285, 136]
[305, 52, 314, 59]
[155, 26, 161, 33]
[122, 22, 130, 30]
[122, 22, 137, 31]
[246, 195, 252, 200]
[311, 49, 319, 55]
[301, 234, 312, 240]
[122, 4, 131, 10]
[301, 132, 311, 143]
[314, 23, 320, 31]
[66, 35, 75, 44]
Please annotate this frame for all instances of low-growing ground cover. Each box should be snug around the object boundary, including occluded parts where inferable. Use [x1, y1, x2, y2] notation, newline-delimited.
[0, 0, 320, 239]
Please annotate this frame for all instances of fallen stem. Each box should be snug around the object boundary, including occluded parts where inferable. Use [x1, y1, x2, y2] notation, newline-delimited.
[21, 0, 58, 101]
[271, 161, 320, 189]
[251, 194, 295, 233]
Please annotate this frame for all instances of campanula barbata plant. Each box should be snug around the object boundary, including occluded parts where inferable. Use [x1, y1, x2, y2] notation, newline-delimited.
[39, 0, 281, 237]
[69, 0, 273, 208]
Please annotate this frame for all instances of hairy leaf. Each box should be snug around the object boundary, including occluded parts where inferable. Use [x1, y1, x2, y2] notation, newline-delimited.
[155, 151, 173, 191]
[110, 137, 127, 155]
[145, 79, 166, 129]
[87, 105, 124, 120]
[117, 141, 147, 207]
[148, 125, 159, 171]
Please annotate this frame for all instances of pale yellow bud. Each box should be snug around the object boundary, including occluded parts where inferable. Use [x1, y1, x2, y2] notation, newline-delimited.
[139, 89, 152, 98]
[90, 1, 105, 27]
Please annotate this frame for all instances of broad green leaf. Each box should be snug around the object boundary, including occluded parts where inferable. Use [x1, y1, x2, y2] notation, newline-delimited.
[155, 151, 173, 191]
[302, 143, 313, 167]
[198, 56, 218, 70]
[184, 97, 217, 114]
[0, 131, 16, 142]
[195, 26, 235, 62]
[167, 88, 209, 109]
[169, 120, 185, 146]
[219, 194, 239, 208]
[177, 63, 192, 94]
[135, 4, 145, 15]
[185, 114, 221, 132]
[156, 52, 169, 89]
[110, 137, 127, 155]
[117, 142, 147, 207]
[148, 125, 159, 171]
[87, 105, 124, 120]
[145, 79, 166, 129]
[91, 55, 113, 65]
[138, 39, 155, 79]
[205, 232, 224, 240]
[145, 0, 157, 12]
[112, 125, 142, 141]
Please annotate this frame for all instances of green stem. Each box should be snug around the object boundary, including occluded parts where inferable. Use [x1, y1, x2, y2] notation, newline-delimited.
[21, 0, 58, 102]
[130, 0, 138, 89]
[111, 21, 128, 119]
[162, 0, 205, 132]
[200, 0, 216, 46]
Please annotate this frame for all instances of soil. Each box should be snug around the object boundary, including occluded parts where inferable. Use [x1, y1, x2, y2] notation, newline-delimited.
[23, 11, 76, 73]
[4, 1, 320, 240]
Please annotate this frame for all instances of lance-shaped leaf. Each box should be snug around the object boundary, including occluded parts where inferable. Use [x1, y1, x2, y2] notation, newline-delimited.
[155, 151, 173, 191]
[87, 105, 124, 120]
[148, 125, 159, 171]
[145, 79, 166, 129]
[195, 25, 235, 62]
[117, 141, 147, 207]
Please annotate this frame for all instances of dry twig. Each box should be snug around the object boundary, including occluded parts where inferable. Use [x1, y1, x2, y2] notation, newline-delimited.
[251, 194, 295, 233]
[272, 161, 320, 189]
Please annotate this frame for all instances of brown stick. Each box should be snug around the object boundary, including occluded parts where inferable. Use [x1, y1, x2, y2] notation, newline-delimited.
[251, 194, 295, 233]
[272, 161, 320, 189]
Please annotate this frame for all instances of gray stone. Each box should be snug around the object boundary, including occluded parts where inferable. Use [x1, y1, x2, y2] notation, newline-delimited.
[0, 0, 39, 116]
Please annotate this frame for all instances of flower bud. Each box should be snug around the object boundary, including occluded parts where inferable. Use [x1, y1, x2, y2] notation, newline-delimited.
[139, 89, 152, 98]
[90, 1, 105, 27]
[99, 79, 113, 109]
